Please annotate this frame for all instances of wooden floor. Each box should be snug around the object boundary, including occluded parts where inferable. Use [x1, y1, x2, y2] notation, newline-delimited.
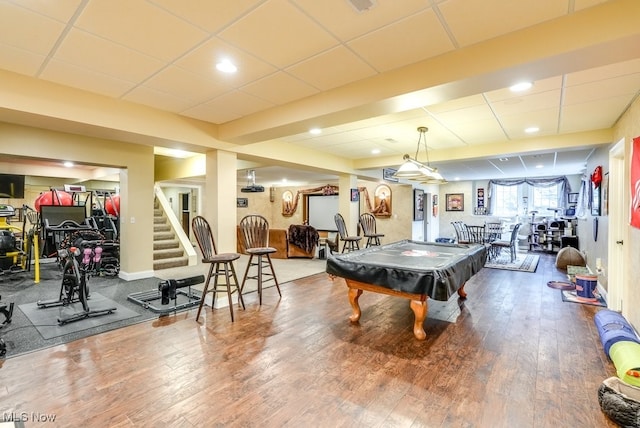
[0, 253, 617, 427]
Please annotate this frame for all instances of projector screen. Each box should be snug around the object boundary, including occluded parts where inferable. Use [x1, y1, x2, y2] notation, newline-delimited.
[307, 194, 339, 231]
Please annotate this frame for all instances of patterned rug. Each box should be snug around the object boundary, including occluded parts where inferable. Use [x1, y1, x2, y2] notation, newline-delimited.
[561, 289, 607, 307]
[484, 253, 539, 272]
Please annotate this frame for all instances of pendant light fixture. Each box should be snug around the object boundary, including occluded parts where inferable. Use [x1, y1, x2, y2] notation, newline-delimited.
[392, 127, 447, 184]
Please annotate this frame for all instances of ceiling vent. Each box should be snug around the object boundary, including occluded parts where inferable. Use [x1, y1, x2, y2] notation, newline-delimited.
[240, 170, 265, 193]
[347, 0, 377, 13]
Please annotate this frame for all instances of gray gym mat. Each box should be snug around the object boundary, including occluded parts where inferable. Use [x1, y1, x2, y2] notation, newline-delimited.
[18, 292, 142, 340]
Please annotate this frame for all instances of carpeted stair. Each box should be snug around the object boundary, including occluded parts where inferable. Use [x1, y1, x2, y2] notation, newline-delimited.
[153, 200, 188, 270]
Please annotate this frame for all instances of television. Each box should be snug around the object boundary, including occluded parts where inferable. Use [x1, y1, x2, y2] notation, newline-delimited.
[0, 174, 25, 198]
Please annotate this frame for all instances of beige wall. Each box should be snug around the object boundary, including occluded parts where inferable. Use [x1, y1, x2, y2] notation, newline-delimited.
[235, 180, 413, 244]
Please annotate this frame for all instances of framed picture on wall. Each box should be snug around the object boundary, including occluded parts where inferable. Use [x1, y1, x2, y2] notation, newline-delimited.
[413, 189, 424, 221]
[591, 182, 600, 216]
[383, 168, 398, 182]
[350, 188, 359, 202]
[446, 193, 464, 211]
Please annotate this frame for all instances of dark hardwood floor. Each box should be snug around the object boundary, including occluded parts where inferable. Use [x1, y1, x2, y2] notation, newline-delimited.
[0, 253, 617, 427]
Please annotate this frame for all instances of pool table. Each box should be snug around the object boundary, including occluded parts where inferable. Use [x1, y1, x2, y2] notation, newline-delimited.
[326, 239, 487, 340]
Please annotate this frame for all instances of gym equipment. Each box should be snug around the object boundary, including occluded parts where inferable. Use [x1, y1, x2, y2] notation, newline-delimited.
[127, 275, 204, 315]
[0, 204, 28, 275]
[37, 240, 117, 325]
[0, 294, 14, 357]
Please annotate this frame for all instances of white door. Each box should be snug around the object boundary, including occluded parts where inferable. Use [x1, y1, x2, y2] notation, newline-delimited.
[607, 139, 625, 311]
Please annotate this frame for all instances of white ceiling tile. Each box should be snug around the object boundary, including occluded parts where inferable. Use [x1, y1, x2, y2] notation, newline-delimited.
[484, 76, 563, 102]
[218, 0, 339, 68]
[563, 74, 640, 105]
[438, 0, 567, 47]
[498, 107, 560, 139]
[142, 66, 228, 104]
[175, 37, 276, 86]
[0, 44, 45, 76]
[241, 72, 319, 105]
[40, 59, 134, 97]
[76, 0, 208, 62]
[9, 0, 84, 22]
[149, 0, 264, 33]
[566, 58, 640, 86]
[347, 9, 454, 72]
[0, 2, 66, 54]
[54, 29, 165, 82]
[560, 95, 634, 133]
[491, 90, 561, 116]
[181, 102, 242, 124]
[293, 0, 429, 42]
[286, 46, 377, 91]
[123, 86, 195, 113]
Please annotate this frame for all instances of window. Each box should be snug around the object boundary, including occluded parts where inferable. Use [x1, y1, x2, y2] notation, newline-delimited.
[492, 184, 519, 216]
[531, 185, 559, 212]
[491, 182, 563, 216]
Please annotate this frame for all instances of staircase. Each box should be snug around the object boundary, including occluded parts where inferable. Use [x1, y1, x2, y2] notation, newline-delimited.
[153, 199, 189, 270]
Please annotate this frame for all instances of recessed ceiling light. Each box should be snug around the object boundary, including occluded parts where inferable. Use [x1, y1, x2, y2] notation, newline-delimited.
[535, 164, 544, 169]
[309, 128, 322, 135]
[499, 158, 509, 162]
[525, 126, 540, 133]
[371, 148, 381, 154]
[216, 59, 237, 73]
[510, 81, 533, 92]
[63, 161, 74, 168]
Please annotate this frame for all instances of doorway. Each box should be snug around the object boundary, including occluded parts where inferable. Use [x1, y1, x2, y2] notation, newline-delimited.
[179, 192, 190, 237]
[607, 138, 625, 311]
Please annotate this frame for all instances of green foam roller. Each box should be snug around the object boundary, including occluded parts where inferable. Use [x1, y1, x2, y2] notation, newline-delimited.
[610, 341, 640, 387]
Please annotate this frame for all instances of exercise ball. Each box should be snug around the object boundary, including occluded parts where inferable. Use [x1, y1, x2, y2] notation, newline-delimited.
[105, 194, 120, 216]
[34, 191, 73, 212]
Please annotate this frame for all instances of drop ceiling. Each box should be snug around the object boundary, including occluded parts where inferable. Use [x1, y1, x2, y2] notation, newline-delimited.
[0, 0, 638, 185]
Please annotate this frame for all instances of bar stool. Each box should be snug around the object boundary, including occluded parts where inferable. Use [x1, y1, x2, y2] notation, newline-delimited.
[191, 216, 244, 322]
[239, 215, 281, 305]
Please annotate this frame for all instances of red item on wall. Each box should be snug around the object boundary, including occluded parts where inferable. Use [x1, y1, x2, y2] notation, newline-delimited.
[591, 165, 603, 187]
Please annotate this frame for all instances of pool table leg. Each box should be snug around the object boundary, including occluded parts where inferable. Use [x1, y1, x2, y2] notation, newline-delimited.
[348, 288, 363, 322]
[457, 283, 467, 299]
[409, 299, 427, 340]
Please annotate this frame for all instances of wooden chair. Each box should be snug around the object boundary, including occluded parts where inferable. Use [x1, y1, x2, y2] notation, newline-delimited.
[490, 223, 522, 262]
[239, 215, 281, 305]
[359, 213, 384, 247]
[191, 216, 244, 322]
[334, 213, 362, 252]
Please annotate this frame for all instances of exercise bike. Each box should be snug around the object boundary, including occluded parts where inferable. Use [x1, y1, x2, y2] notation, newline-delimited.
[37, 239, 117, 325]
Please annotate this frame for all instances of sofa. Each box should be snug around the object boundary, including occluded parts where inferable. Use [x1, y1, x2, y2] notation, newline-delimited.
[236, 224, 318, 259]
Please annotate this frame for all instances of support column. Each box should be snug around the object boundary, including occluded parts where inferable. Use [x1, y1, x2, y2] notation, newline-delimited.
[205, 150, 238, 253]
[338, 174, 359, 234]
[118, 147, 155, 280]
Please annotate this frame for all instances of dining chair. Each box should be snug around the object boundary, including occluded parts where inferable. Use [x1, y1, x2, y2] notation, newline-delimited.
[359, 213, 384, 247]
[465, 225, 486, 244]
[490, 223, 522, 262]
[334, 213, 362, 252]
[451, 221, 471, 244]
[239, 214, 281, 305]
[191, 216, 244, 322]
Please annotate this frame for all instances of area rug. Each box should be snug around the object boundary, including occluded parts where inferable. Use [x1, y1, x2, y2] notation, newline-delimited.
[561, 289, 607, 307]
[484, 253, 539, 272]
[19, 292, 141, 340]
